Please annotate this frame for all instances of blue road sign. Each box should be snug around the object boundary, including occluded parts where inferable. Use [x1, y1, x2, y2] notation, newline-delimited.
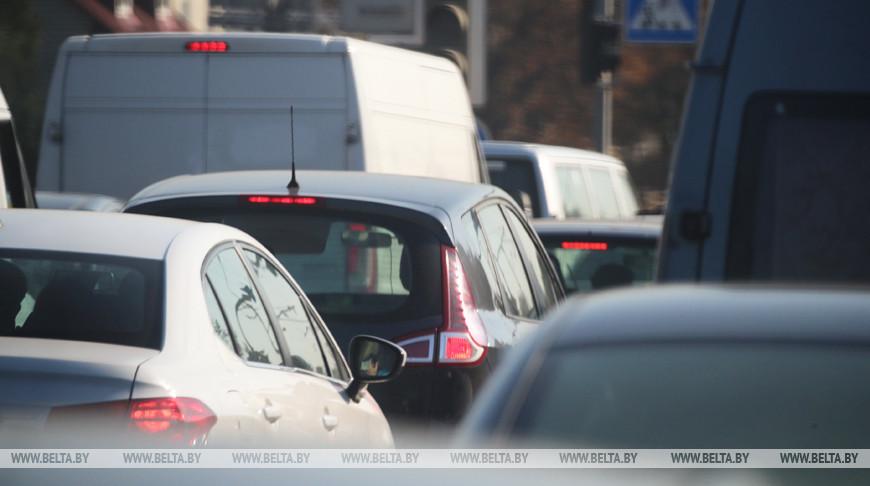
[625, 0, 699, 43]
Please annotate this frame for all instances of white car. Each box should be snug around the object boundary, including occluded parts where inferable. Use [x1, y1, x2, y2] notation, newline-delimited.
[484, 141, 639, 220]
[0, 209, 403, 447]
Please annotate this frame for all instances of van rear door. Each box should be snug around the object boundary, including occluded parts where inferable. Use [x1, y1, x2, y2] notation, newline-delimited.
[206, 54, 349, 173]
[60, 53, 208, 199]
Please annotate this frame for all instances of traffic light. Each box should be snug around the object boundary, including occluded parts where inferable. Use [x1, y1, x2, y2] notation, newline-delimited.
[424, 1, 470, 77]
[579, 0, 622, 84]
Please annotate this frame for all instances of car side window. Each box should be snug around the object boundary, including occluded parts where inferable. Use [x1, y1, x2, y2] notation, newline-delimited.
[309, 318, 348, 381]
[242, 249, 328, 376]
[203, 279, 236, 352]
[587, 167, 622, 219]
[206, 247, 283, 366]
[554, 165, 594, 218]
[476, 204, 538, 319]
[460, 211, 503, 311]
[502, 207, 560, 312]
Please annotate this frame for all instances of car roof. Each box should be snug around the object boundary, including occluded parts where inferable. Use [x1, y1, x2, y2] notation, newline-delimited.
[482, 140, 624, 166]
[0, 209, 202, 260]
[532, 218, 661, 240]
[548, 285, 870, 348]
[127, 170, 511, 218]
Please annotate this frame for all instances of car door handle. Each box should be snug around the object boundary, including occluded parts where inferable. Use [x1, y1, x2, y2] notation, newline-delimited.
[322, 414, 339, 431]
[261, 404, 282, 423]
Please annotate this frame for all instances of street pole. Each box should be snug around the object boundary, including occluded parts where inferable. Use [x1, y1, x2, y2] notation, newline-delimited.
[595, 0, 615, 154]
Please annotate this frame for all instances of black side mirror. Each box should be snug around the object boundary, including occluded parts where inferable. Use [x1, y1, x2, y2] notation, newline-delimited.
[345, 335, 407, 403]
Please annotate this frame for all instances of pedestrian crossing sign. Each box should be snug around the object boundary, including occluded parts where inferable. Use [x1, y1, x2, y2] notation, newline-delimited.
[625, 0, 699, 43]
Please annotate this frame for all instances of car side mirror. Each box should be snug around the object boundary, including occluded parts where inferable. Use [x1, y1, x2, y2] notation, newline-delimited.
[345, 335, 406, 403]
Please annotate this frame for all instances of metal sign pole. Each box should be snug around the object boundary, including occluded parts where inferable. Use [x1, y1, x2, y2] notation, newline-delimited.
[595, 0, 615, 154]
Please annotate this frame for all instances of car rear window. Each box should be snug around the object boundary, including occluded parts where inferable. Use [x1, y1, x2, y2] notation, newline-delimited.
[144, 204, 443, 324]
[0, 250, 163, 349]
[512, 344, 870, 448]
[538, 234, 657, 293]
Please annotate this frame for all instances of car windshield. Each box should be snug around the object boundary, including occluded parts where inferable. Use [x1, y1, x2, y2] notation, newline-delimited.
[538, 234, 657, 293]
[512, 344, 870, 448]
[0, 250, 163, 349]
[150, 204, 443, 324]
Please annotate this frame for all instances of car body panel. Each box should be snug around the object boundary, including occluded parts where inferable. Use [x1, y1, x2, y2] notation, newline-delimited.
[0, 209, 392, 447]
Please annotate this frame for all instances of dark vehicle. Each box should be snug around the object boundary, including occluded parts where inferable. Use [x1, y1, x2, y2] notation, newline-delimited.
[459, 285, 870, 448]
[0, 87, 35, 209]
[660, 0, 870, 284]
[125, 170, 564, 423]
[533, 219, 660, 293]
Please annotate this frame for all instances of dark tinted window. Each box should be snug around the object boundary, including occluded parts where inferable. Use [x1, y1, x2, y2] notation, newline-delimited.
[153, 205, 442, 325]
[729, 93, 870, 283]
[487, 157, 541, 216]
[0, 251, 162, 349]
[539, 235, 657, 294]
[206, 248, 282, 365]
[243, 249, 327, 375]
[502, 208, 559, 312]
[477, 205, 537, 319]
[512, 345, 870, 448]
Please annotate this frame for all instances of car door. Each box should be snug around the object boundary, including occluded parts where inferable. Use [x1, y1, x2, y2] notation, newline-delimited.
[471, 202, 542, 363]
[204, 245, 332, 446]
[240, 246, 379, 446]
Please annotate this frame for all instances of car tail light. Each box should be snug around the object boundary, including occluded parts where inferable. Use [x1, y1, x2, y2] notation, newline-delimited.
[129, 398, 216, 445]
[186, 41, 228, 52]
[438, 246, 486, 365]
[391, 247, 486, 367]
[245, 195, 318, 205]
[49, 397, 216, 447]
[395, 331, 436, 365]
[561, 241, 608, 250]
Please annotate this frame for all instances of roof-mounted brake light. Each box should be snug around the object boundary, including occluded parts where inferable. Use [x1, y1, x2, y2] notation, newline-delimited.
[245, 195, 318, 205]
[561, 241, 608, 251]
[186, 41, 228, 53]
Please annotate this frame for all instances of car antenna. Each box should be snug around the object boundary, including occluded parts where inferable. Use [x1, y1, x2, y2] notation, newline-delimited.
[287, 105, 300, 193]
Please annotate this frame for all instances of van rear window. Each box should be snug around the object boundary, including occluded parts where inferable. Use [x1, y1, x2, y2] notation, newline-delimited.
[0, 250, 163, 349]
[728, 93, 870, 283]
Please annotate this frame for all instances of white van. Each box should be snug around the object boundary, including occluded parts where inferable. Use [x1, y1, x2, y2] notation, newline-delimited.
[1, 87, 34, 209]
[37, 33, 484, 199]
[483, 141, 638, 220]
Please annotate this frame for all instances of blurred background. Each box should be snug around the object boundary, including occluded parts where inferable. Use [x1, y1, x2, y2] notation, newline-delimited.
[0, 0, 711, 209]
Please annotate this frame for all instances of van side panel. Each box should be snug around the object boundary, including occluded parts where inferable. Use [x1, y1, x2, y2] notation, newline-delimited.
[60, 53, 207, 198]
[206, 54, 348, 173]
[354, 50, 478, 183]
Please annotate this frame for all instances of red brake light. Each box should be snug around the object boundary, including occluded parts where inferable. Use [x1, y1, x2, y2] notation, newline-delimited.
[48, 397, 216, 447]
[438, 246, 486, 365]
[444, 336, 474, 361]
[186, 41, 228, 52]
[129, 397, 216, 445]
[246, 195, 318, 205]
[561, 241, 608, 251]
